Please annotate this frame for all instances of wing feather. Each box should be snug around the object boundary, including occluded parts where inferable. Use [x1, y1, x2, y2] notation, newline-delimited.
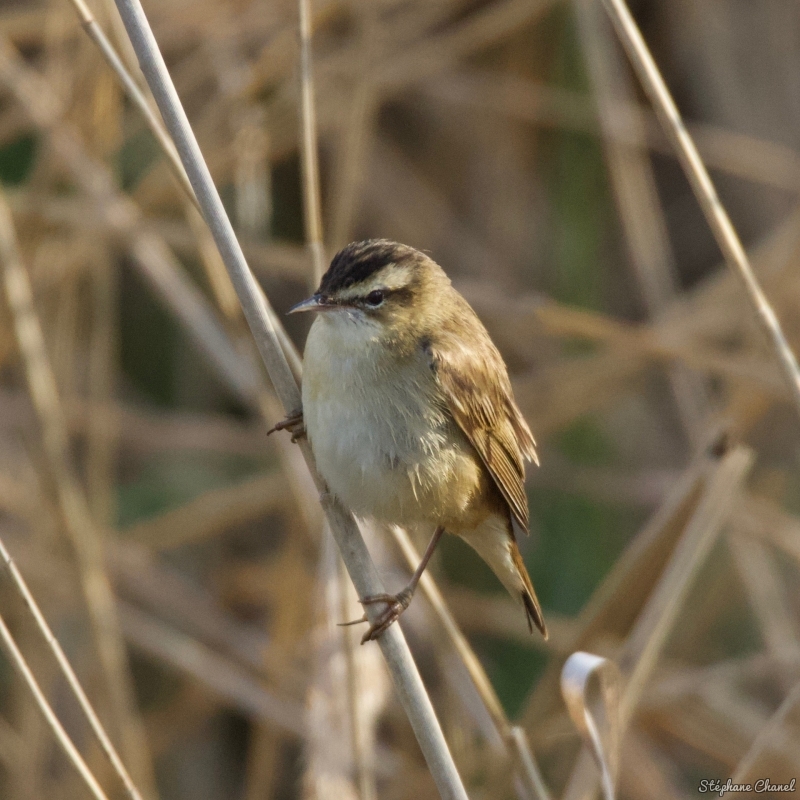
[426, 322, 537, 533]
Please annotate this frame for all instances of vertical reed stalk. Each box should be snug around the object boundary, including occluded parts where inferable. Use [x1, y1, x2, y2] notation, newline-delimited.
[297, 0, 325, 285]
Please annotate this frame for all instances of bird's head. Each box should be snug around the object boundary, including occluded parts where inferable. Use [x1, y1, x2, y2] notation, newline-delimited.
[289, 240, 448, 336]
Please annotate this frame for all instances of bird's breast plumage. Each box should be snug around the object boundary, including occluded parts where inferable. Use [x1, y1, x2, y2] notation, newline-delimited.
[301, 313, 486, 528]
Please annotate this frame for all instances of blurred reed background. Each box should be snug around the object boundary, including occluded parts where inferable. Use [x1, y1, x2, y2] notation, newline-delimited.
[0, 0, 799, 798]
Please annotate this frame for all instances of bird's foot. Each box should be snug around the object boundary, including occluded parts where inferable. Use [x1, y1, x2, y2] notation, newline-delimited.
[267, 409, 305, 442]
[339, 587, 414, 643]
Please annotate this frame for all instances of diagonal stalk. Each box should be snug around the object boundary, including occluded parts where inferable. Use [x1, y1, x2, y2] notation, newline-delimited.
[109, 2, 468, 797]
[0, 535, 143, 800]
[601, 0, 800, 422]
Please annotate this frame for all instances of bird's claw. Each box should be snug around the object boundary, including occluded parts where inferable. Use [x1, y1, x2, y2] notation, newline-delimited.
[337, 590, 413, 643]
[267, 409, 306, 442]
[338, 614, 367, 627]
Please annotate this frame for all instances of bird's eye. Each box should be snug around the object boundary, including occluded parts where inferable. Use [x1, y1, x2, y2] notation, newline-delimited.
[365, 290, 385, 307]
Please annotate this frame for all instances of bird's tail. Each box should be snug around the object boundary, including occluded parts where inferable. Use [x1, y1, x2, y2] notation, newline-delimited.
[510, 541, 548, 639]
[457, 517, 548, 640]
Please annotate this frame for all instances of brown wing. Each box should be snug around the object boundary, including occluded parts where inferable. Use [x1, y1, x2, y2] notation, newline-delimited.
[426, 320, 537, 533]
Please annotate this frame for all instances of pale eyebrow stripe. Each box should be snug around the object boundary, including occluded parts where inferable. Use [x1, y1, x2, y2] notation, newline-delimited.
[336, 263, 414, 300]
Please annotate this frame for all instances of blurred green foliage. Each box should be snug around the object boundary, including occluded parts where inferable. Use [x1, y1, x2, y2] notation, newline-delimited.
[118, 129, 161, 192]
[117, 452, 264, 529]
[543, 5, 611, 311]
[0, 133, 37, 185]
[119, 265, 181, 406]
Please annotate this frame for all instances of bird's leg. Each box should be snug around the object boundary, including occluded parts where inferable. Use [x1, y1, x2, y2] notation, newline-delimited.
[267, 408, 305, 442]
[345, 525, 445, 643]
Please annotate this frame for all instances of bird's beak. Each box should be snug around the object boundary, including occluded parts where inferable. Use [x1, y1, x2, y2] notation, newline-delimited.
[287, 293, 334, 314]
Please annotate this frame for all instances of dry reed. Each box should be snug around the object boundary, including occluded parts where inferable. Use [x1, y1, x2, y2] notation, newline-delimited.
[0, 1, 799, 799]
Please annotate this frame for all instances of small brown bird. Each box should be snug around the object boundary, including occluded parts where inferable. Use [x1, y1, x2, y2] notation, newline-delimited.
[277, 240, 546, 642]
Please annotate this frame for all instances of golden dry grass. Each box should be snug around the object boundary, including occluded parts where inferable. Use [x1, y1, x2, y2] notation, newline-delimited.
[0, 1, 799, 798]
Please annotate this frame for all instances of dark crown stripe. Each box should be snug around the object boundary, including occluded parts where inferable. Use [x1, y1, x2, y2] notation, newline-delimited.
[319, 239, 422, 294]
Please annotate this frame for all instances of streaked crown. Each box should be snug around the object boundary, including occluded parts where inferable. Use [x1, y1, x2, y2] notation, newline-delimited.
[319, 239, 428, 297]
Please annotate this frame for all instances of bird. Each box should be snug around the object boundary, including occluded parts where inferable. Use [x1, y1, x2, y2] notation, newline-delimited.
[272, 239, 546, 643]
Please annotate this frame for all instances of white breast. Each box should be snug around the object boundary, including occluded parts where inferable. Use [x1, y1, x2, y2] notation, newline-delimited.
[301, 312, 481, 527]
